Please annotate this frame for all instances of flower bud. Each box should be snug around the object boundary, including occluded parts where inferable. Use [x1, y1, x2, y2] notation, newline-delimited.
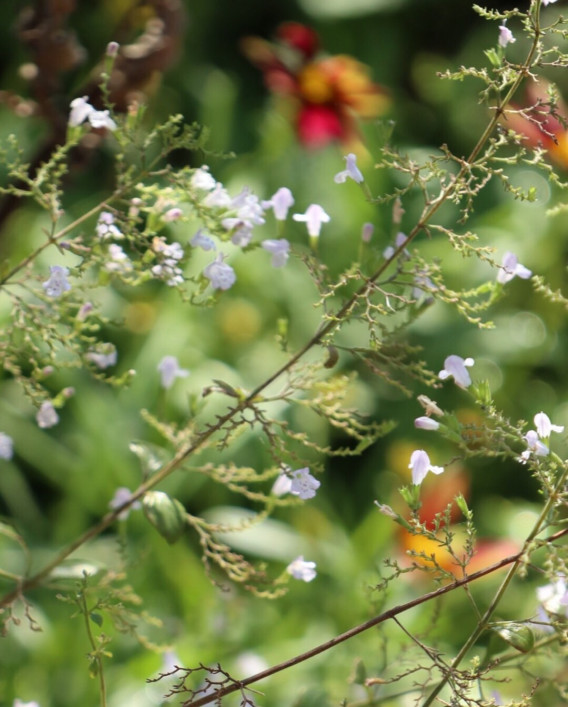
[143, 491, 186, 544]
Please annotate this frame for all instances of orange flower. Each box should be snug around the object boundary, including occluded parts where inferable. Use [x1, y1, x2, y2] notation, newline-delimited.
[242, 22, 390, 151]
[504, 79, 568, 169]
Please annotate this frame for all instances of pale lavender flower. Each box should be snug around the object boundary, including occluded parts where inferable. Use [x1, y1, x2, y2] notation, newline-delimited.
[109, 487, 141, 520]
[361, 222, 374, 243]
[497, 251, 532, 284]
[262, 239, 290, 267]
[537, 577, 568, 617]
[106, 41, 120, 57]
[414, 416, 440, 431]
[231, 187, 265, 226]
[383, 231, 409, 260]
[0, 432, 13, 460]
[96, 211, 122, 240]
[262, 187, 294, 220]
[293, 204, 331, 237]
[42, 265, 71, 298]
[499, 22, 515, 47]
[36, 401, 59, 429]
[409, 449, 444, 485]
[271, 473, 293, 496]
[157, 355, 189, 389]
[164, 207, 183, 222]
[77, 302, 93, 321]
[290, 467, 321, 500]
[286, 555, 317, 582]
[105, 244, 132, 273]
[203, 183, 232, 208]
[190, 230, 216, 251]
[439, 355, 475, 389]
[86, 344, 117, 369]
[521, 430, 549, 461]
[334, 153, 364, 184]
[203, 254, 236, 290]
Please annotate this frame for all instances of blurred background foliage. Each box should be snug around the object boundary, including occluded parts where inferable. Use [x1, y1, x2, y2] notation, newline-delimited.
[0, 1, 567, 706]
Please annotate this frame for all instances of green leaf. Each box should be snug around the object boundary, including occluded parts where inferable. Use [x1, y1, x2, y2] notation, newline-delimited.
[90, 612, 103, 627]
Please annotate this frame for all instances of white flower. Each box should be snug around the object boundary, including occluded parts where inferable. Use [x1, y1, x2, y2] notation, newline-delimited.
[498, 22, 515, 47]
[537, 577, 568, 616]
[286, 555, 317, 582]
[191, 166, 217, 191]
[497, 251, 532, 284]
[262, 239, 290, 268]
[157, 355, 189, 389]
[203, 254, 236, 290]
[203, 183, 232, 208]
[109, 487, 141, 520]
[293, 204, 331, 238]
[86, 344, 117, 369]
[290, 467, 320, 500]
[42, 265, 71, 298]
[13, 701, 41, 707]
[105, 244, 132, 273]
[439, 355, 475, 389]
[262, 187, 294, 220]
[414, 416, 440, 431]
[334, 153, 364, 184]
[0, 432, 13, 460]
[534, 411, 564, 438]
[96, 211, 122, 240]
[88, 109, 117, 131]
[542, 0, 558, 5]
[272, 473, 293, 496]
[36, 401, 59, 429]
[383, 231, 409, 260]
[190, 230, 216, 251]
[408, 449, 444, 486]
[69, 96, 94, 126]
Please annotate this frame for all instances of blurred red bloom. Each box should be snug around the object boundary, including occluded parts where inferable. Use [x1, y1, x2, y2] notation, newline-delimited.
[504, 80, 568, 169]
[242, 22, 390, 151]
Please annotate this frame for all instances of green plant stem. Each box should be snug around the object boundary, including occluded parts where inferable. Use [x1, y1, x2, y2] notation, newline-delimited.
[180, 528, 568, 707]
[79, 591, 107, 707]
[422, 455, 568, 706]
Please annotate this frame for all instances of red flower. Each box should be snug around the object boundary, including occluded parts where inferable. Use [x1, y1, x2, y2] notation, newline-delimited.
[242, 22, 390, 150]
[504, 80, 568, 169]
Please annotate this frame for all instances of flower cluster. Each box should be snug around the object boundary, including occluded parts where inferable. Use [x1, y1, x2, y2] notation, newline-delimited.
[243, 22, 390, 150]
[151, 237, 185, 287]
[521, 411, 564, 461]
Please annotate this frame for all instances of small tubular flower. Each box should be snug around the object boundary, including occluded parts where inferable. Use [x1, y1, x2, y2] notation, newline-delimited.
[203, 254, 236, 290]
[439, 355, 474, 389]
[497, 251, 532, 284]
[0, 432, 13, 460]
[262, 187, 294, 220]
[293, 203, 330, 237]
[190, 230, 216, 251]
[157, 356, 189, 389]
[334, 153, 364, 184]
[262, 239, 290, 267]
[289, 467, 320, 499]
[498, 22, 515, 48]
[534, 411, 564, 438]
[109, 487, 142, 520]
[286, 555, 317, 582]
[414, 416, 440, 431]
[42, 266, 71, 298]
[68, 96, 94, 126]
[408, 449, 444, 486]
[36, 401, 59, 429]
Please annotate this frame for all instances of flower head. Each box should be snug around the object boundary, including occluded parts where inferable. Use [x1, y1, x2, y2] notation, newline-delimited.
[497, 251, 532, 284]
[498, 22, 515, 48]
[36, 401, 59, 429]
[42, 265, 71, 298]
[289, 467, 320, 500]
[0, 432, 13, 460]
[439, 355, 475, 389]
[190, 230, 216, 251]
[334, 153, 364, 184]
[262, 239, 290, 267]
[261, 187, 294, 221]
[286, 555, 317, 582]
[414, 416, 440, 431]
[109, 487, 142, 520]
[534, 411, 564, 438]
[203, 254, 236, 290]
[157, 356, 189, 389]
[293, 204, 331, 237]
[409, 450, 444, 486]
